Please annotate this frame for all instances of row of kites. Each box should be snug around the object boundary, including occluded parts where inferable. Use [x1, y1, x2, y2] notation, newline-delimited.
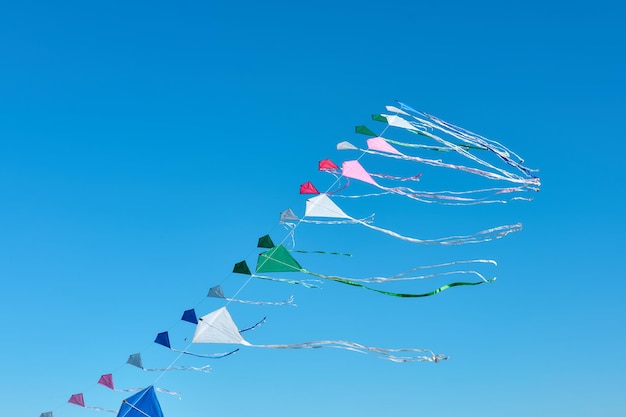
[41, 102, 540, 416]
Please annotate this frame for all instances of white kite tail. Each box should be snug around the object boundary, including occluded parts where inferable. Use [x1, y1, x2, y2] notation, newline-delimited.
[352, 215, 522, 245]
[338, 259, 497, 283]
[252, 273, 324, 289]
[85, 407, 117, 413]
[421, 110, 538, 176]
[365, 147, 534, 186]
[142, 365, 212, 373]
[388, 109, 539, 183]
[113, 387, 181, 399]
[227, 294, 297, 306]
[299, 214, 374, 224]
[156, 388, 182, 399]
[250, 340, 447, 363]
[380, 183, 536, 205]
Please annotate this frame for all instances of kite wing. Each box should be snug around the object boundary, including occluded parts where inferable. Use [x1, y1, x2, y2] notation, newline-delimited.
[193, 307, 251, 346]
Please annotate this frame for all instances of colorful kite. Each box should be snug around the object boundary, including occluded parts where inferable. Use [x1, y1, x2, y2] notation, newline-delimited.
[117, 386, 164, 417]
[232, 239, 496, 298]
[320, 158, 423, 183]
[233, 258, 323, 289]
[192, 307, 447, 363]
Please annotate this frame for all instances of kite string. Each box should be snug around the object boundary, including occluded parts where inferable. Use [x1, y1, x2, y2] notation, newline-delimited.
[139, 107, 402, 389]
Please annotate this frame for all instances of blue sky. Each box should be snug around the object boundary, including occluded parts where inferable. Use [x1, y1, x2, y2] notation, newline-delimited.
[1, 1, 625, 416]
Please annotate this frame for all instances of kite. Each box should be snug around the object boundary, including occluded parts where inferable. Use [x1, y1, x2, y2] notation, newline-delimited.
[117, 386, 164, 417]
[40, 413, 53, 417]
[233, 259, 323, 289]
[320, 157, 423, 183]
[68, 393, 115, 413]
[282, 194, 521, 245]
[98, 373, 181, 399]
[208, 285, 296, 306]
[192, 307, 447, 363]
[300, 181, 320, 194]
[233, 239, 496, 298]
[154, 331, 239, 358]
[126, 352, 212, 373]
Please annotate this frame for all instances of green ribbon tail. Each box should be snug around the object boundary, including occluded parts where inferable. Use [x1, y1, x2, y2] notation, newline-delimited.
[302, 269, 495, 298]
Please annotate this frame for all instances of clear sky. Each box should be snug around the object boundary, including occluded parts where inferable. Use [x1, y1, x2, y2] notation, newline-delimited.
[1, 1, 625, 416]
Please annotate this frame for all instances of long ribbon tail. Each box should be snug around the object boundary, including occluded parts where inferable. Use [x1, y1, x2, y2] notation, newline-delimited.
[239, 316, 267, 333]
[252, 273, 323, 289]
[299, 215, 375, 224]
[383, 137, 487, 152]
[409, 141, 487, 152]
[303, 268, 495, 298]
[365, 146, 536, 186]
[334, 191, 392, 198]
[155, 388, 182, 399]
[386, 111, 540, 184]
[114, 387, 182, 399]
[370, 172, 423, 182]
[348, 270, 492, 284]
[418, 109, 536, 175]
[410, 126, 536, 182]
[380, 183, 534, 205]
[353, 216, 522, 245]
[85, 407, 116, 413]
[390, 259, 496, 275]
[142, 365, 212, 373]
[226, 295, 296, 306]
[254, 341, 447, 363]
[299, 259, 496, 283]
